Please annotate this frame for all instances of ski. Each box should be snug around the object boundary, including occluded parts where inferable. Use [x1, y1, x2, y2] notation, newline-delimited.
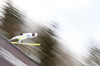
[11, 42, 40, 45]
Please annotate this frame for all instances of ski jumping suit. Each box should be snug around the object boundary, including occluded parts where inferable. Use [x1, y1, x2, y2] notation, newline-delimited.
[10, 33, 34, 43]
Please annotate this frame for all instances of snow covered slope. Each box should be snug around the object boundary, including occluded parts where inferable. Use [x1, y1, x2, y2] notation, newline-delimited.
[0, 35, 39, 66]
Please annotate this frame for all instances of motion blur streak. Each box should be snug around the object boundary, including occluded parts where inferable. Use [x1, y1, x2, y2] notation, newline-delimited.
[0, 0, 100, 66]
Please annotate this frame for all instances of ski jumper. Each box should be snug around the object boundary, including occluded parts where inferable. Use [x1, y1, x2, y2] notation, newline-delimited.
[11, 33, 35, 43]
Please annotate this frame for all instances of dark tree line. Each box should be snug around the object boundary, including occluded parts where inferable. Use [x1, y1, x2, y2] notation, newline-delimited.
[0, 0, 24, 38]
[0, 0, 83, 66]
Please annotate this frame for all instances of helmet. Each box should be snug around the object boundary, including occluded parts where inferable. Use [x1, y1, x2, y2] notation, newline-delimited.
[33, 32, 38, 37]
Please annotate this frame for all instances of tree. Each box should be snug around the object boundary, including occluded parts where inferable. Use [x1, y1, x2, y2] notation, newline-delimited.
[0, 0, 25, 38]
[33, 23, 60, 66]
[34, 23, 78, 66]
[86, 45, 100, 66]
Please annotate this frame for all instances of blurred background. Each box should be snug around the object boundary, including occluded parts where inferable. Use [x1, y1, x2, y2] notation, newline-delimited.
[0, 0, 100, 66]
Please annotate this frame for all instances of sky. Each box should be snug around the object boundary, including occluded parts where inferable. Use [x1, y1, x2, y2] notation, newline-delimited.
[0, 0, 100, 57]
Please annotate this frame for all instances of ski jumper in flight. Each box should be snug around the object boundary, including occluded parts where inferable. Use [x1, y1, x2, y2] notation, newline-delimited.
[10, 32, 38, 43]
